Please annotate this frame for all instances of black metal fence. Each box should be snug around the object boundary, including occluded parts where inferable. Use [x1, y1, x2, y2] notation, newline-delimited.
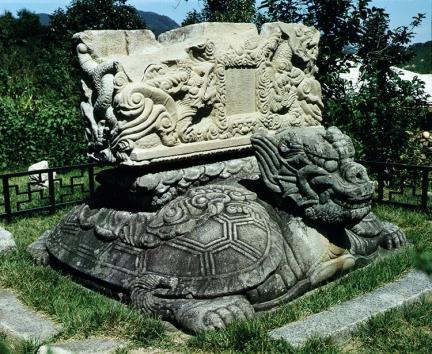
[0, 163, 100, 220]
[358, 160, 431, 212]
[0, 160, 430, 220]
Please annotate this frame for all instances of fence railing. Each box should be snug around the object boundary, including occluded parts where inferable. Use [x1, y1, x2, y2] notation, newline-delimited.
[0, 160, 430, 220]
[0, 163, 101, 220]
[358, 160, 431, 212]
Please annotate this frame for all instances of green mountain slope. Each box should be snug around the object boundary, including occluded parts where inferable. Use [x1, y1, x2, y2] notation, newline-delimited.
[402, 41, 431, 74]
[37, 11, 179, 37]
[138, 11, 179, 36]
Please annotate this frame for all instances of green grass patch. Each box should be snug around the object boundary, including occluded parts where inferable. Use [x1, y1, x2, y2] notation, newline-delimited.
[0, 333, 40, 354]
[351, 298, 432, 353]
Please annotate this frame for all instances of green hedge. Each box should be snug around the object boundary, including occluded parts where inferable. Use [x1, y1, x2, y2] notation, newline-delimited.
[0, 95, 86, 170]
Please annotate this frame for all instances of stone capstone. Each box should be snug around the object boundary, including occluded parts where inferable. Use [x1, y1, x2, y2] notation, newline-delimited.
[269, 271, 432, 347]
[0, 227, 16, 254]
[75, 22, 323, 165]
[0, 289, 61, 342]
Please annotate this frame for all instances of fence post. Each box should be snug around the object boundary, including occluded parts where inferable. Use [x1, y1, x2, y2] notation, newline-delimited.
[48, 170, 56, 213]
[377, 164, 384, 202]
[2, 177, 11, 220]
[421, 168, 429, 212]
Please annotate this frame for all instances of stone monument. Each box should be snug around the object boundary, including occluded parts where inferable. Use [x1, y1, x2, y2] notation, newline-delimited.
[30, 22, 407, 333]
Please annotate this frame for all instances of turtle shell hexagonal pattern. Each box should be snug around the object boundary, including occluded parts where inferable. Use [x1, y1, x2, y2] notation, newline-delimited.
[145, 199, 285, 297]
[46, 185, 285, 299]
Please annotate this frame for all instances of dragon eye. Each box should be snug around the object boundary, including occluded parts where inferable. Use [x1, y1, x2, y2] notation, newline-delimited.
[324, 160, 338, 172]
[343, 163, 368, 183]
[279, 142, 289, 154]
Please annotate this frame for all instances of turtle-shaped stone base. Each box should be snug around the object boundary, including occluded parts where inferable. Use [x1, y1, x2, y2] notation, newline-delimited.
[31, 127, 407, 332]
[40, 184, 356, 332]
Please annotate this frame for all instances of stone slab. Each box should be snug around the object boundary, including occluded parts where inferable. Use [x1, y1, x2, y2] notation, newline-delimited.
[129, 348, 177, 354]
[38, 338, 127, 354]
[0, 289, 61, 342]
[0, 227, 16, 254]
[269, 271, 432, 347]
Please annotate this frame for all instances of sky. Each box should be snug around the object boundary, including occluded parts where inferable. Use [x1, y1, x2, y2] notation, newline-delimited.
[1, 0, 431, 43]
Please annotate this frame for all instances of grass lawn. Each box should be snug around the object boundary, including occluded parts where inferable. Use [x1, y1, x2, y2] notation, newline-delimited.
[0, 205, 431, 353]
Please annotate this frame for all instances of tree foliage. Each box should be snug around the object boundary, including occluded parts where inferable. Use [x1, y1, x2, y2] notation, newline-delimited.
[49, 0, 145, 40]
[402, 41, 432, 74]
[259, 0, 430, 161]
[0, 10, 83, 169]
[182, 0, 256, 26]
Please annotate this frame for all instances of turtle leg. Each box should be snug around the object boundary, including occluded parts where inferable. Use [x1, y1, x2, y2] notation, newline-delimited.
[171, 295, 255, 332]
[27, 230, 51, 266]
[130, 275, 254, 332]
[307, 243, 355, 285]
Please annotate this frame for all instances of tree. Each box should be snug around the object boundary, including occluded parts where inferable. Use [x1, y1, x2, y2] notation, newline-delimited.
[49, 0, 145, 40]
[260, 0, 429, 161]
[182, 0, 256, 26]
[0, 10, 46, 45]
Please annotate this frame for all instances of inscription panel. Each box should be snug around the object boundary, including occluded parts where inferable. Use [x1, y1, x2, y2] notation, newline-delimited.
[225, 68, 256, 116]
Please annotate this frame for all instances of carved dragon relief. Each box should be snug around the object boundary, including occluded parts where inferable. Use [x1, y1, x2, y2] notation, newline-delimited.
[75, 23, 323, 165]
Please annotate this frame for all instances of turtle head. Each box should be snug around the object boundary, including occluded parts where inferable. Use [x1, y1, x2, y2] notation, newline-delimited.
[251, 126, 374, 224]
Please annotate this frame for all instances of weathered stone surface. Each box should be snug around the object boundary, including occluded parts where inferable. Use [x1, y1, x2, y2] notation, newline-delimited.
[0, 289, 61, 342]
[37, 338, 127, 354]
[27, 230, 51, 265]
[0, 227, 16, 254]
[75, 22, 323, 165]
[269, 271, 432, 347]
[42, 125, 408, 333]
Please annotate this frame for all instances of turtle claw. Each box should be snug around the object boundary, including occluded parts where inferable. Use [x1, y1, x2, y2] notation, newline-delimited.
[380, 222, 407, 250]
[174, 296, 254, 332]
[204, 312, 225, 330]
[202, 297, 254, 331]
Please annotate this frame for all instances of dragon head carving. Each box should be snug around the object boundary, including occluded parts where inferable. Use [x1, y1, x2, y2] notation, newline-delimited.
[251, 126, 374, 224]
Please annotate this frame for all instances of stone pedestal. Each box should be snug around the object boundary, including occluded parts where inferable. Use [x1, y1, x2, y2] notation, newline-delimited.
[30, 23, 408, 333]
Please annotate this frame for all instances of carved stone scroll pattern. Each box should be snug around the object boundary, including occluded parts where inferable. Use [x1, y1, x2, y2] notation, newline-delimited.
[75, 23, 324, 165]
